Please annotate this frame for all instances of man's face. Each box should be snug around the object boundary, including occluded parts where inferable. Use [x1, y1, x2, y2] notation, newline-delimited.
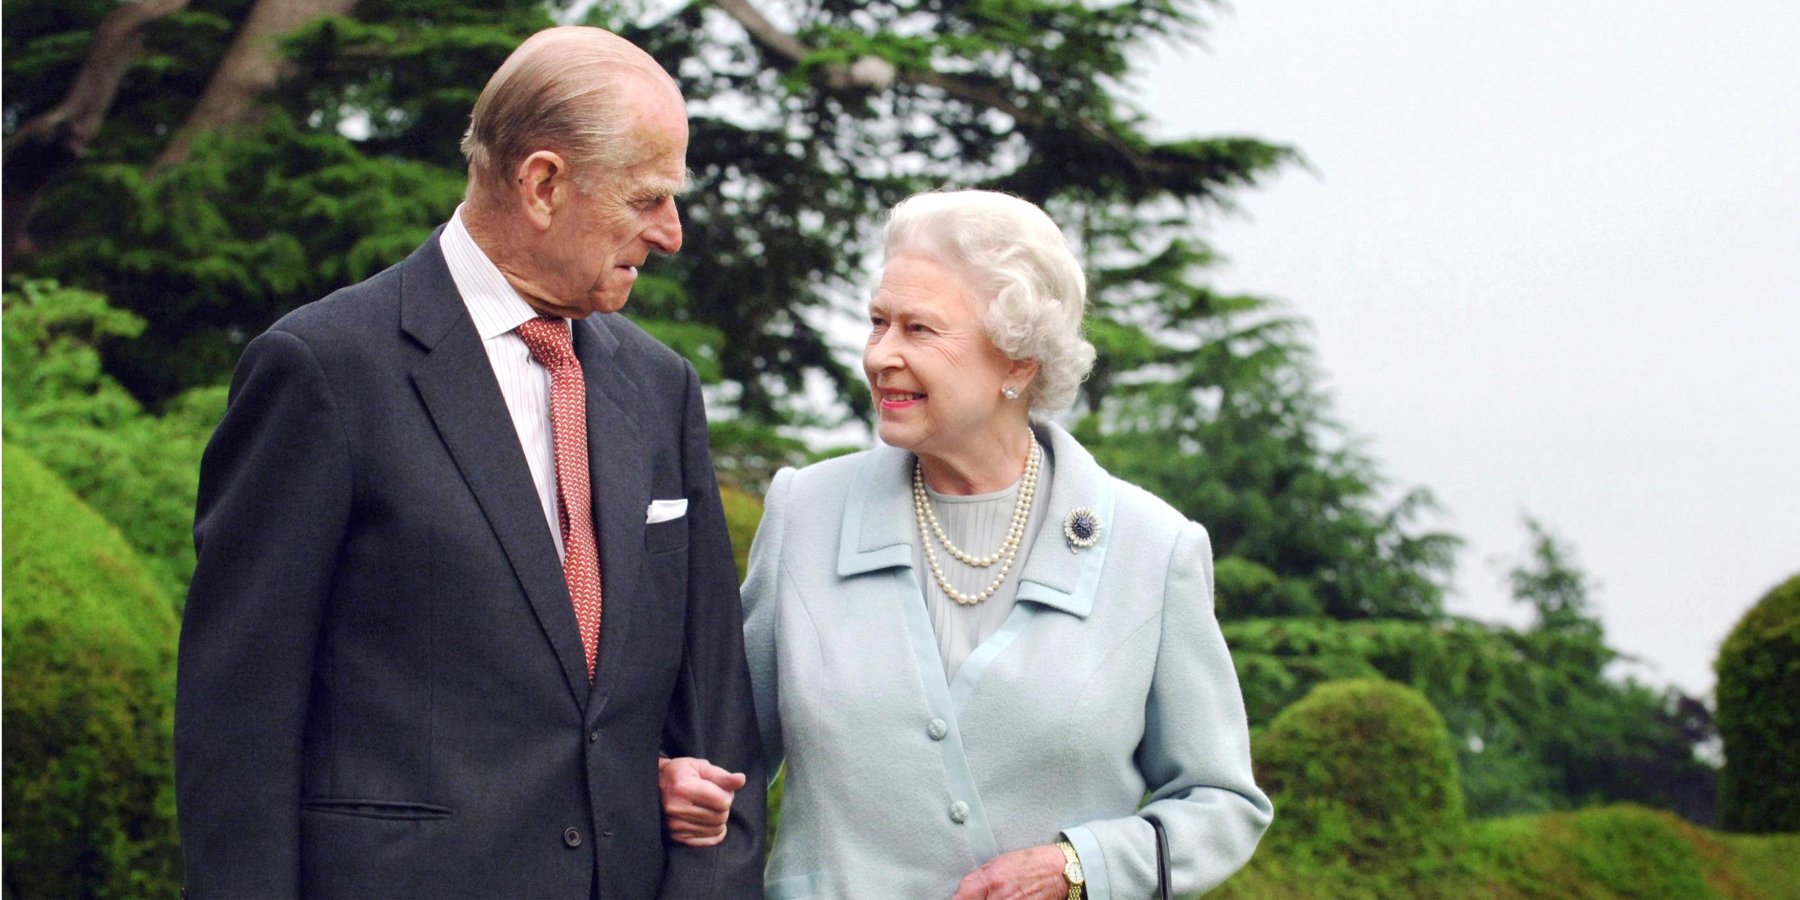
[539, 78, 688, 318]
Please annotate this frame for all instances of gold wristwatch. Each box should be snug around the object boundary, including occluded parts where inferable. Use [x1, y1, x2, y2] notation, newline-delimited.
[1055, 839, 1085, 900]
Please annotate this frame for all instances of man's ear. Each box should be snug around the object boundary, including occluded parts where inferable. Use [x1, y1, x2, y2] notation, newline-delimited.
[514, 150, 571, 230]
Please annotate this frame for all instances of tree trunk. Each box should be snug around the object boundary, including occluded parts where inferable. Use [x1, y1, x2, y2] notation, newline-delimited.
[154, 0, 356, 168]
[2, 0, 191, 268]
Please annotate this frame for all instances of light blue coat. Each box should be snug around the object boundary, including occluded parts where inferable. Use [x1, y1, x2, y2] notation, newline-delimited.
[743, 421, 1272, 899]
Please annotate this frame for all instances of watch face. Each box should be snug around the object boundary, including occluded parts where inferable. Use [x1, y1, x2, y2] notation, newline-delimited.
[1064, 861, 1083, 883]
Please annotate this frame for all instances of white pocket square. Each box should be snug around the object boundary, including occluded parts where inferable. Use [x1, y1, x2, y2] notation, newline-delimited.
[646, 498, 688, 524]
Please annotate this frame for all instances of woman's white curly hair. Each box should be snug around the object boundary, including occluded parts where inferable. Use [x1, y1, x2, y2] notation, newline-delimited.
[881, 190, 1096, 413]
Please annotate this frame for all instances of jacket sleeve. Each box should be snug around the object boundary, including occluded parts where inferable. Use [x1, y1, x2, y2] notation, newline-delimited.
[1058, 521, 1273, 899]
[175, 329, 352, 899]
[739, 465, 793, 785]
[657, 360, 768, 899]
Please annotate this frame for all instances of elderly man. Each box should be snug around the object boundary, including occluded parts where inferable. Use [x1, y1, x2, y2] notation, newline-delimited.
[175, 26, 763, 898]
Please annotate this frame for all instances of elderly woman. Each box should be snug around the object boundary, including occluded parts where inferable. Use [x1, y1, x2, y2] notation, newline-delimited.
[664, 190, 1271, 898]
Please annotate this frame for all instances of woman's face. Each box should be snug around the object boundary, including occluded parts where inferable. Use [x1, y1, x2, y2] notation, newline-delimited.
[863, 255, 1022, 464]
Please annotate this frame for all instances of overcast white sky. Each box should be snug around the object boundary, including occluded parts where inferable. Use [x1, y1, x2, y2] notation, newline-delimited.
[1131, 0, 1800, 697]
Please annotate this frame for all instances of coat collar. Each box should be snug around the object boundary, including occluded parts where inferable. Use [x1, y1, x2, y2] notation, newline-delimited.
[835, 420, 1116, 618]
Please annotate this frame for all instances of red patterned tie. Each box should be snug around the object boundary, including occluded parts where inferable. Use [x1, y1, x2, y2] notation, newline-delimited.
[516, 316, 602, 680]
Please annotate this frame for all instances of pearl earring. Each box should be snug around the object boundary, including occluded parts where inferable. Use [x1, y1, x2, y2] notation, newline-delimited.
[1002, 385, 1019, 400]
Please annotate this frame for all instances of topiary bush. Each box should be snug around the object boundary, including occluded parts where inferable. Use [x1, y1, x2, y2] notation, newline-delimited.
[1715, 572, 1800, 833]
[3, 279, 224, 600]
[1255, 678, 1465, 872]
[2, 443, 183, 899]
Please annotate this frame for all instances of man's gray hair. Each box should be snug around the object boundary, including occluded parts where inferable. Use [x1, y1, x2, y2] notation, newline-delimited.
[882, 190, 1097, 413]
[460, 26, 674, 195]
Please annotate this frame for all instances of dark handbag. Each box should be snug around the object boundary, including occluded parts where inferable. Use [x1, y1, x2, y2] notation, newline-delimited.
[1144, 813, 1172, 900]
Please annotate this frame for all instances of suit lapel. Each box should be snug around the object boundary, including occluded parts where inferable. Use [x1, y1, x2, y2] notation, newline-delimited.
[400, 236, 592, 709]
[572, 316, 650, 711]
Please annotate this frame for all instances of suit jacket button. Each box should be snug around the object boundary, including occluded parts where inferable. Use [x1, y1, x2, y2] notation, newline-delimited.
[948, 801, 970, 824]
[589, 730, 600, 743]
[563, 826, 583, 847]
[927, 718, 948, 740]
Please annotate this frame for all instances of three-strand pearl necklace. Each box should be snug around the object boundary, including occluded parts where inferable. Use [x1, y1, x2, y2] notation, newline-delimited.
[912, 434, 1043, 606]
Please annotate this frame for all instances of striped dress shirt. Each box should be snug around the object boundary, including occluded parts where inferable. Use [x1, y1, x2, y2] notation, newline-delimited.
[439, 206, 568, 560]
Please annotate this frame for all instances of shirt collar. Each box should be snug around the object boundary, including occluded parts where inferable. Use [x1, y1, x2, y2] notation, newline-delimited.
[441, 204, 556, 340]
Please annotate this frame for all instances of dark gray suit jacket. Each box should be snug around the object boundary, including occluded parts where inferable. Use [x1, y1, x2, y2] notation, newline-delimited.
[175, 234, 764, 898]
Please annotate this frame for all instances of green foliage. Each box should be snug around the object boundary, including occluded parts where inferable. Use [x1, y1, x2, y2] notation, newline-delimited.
[2, 443, 182, 899]
[1225, 518, 1717, 824]
[1500, 518, 1717, 822]
[1457, 805, 1761, 899]
[30, 114, 466, 399]
[1715, 573, 1800, 833]
[1229, 613, 1717, 823]
[1255, 679, 1464, 875]
[765, 768, 786, 863]
[1512, 517, 1605, 639]
[1220, 802, 1791, 899]
[1713, 831, 1800, 899]
[6, 1, 559, 400]
[719, 483, 764, 583]
[3, 280, 223, 598]
[709, 419, 815, 497]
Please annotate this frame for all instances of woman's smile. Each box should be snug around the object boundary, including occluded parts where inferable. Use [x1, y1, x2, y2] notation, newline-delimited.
[878, 389, 925, 410]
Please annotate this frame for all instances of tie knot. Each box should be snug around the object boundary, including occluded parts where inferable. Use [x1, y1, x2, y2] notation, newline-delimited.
[516, 316, 577, 371]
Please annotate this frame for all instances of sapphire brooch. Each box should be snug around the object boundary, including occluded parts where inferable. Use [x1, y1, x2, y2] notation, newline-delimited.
[1063, 507, 1101, 551]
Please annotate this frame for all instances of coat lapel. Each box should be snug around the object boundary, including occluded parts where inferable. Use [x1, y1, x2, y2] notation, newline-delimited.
[836, 422, 1114, 618]
[1011, 422, 1115, 619]
[401, 236, 592, 709]
[836, 445, 917, 578]
[572, 316, 650, 711]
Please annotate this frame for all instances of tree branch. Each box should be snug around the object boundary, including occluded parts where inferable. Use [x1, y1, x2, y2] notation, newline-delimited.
[704, 0, 1175, 179]
[155, 0, 356, 168]
[2, 0, 191, 267]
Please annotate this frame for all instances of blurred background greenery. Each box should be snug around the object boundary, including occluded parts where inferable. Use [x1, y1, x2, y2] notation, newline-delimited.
[3, 1, 1795, 897]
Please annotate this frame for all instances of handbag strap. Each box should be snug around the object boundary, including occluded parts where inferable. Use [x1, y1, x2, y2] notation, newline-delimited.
[1144, 813, 1173, 900]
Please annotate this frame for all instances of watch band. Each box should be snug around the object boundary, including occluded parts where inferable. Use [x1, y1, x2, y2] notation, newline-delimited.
[1055, 839, 1085, 900]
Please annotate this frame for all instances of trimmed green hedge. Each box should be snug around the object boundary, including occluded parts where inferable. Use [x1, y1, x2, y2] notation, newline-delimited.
[1716, 572, 1800, 833]
[1254, 678, 1464, 871]
[1220, 802, 1800, 899]
[2, 443, 182, 899]
[719, 483, 763, 582]
[3, 279, 223, 600]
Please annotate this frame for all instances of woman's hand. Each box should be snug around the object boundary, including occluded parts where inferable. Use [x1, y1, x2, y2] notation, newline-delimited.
[949, 844, 1071, 900]
[657, 756, 746, 847]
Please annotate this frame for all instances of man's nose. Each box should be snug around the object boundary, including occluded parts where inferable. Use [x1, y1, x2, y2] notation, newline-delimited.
[646, 199, 682, 255]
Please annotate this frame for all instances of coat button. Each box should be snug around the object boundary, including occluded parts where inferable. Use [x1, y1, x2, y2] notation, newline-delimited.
[927, 718, 948, 740]
[589, 730, 600, 743]
[563, 826, 583, 847]
[948, 801, 970, 824]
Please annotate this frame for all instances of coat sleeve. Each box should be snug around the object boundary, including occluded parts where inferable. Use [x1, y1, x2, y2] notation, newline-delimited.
[175, 329, 352, 899]
[656, 360, 768, 899]
[1058, 521, 1273, 899]
[739, 466, 794, 784]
